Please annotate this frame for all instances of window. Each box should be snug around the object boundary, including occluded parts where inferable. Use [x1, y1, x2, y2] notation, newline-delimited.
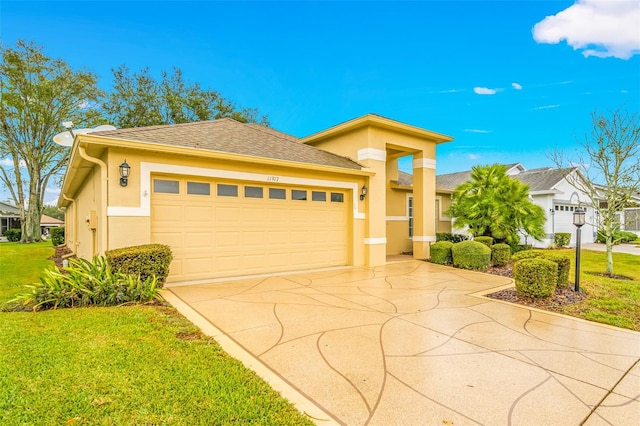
[217, 184, 238, 197]
[245, 186, 263, 198]
[312, 191, 326, 202]
[292, 190, 307, 201]
[187, 182, 210, 195]
[408, 196, 414, 237]
[269, 188, 286, 200]
[330, 192, 344, 203]
[154, 179, 179, 194]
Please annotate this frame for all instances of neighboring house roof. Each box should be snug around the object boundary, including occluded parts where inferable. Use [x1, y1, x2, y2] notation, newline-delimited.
[0, 201, 20, 216]
[40, 214, 64, 226]
[90, 118, 362, 170]
[397, 171, 413, 186]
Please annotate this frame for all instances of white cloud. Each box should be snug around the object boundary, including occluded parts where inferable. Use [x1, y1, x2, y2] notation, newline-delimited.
[512, 82, 523, 90]
[468, 154, 479, 160]
[0, 158, 26, 168]
[530, 104, 560, 111]
[439, 89, 465, 93]
[464, 129, 492, 134]
[532, 0, 640, 59]
[473, 87, 498, 95]
[45, 187, 61, 194]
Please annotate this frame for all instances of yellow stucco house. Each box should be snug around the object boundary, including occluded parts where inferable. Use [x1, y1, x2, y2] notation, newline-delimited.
[59, 114, 452, 283]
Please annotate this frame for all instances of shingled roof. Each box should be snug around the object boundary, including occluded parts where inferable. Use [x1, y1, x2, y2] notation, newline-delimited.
[90, 118, 362, 170]
[396, 164, 578, 192]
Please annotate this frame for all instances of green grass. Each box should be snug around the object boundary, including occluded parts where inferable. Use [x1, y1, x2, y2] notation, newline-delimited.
[0, 241, 54, 302]
[538, 249, 640, 331]
[0, 243, 313, 425]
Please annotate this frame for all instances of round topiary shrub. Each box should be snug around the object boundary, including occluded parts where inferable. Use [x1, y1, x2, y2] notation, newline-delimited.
[511, 250, 543, 261]
[491, 243, 511, 267]
[474, 236, 494, 247]
[430, 241, 454, 265]
[514, 258, 558, 298]
[543, 254, 571, 287]
[451, 240, 491, 270]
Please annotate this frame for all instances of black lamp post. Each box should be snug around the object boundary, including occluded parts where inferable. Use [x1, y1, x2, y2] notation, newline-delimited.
[573, 207, 586, 292]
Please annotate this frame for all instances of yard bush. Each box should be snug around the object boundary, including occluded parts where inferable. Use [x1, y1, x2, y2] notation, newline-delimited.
[451, 240, 491, 270]
[106, 244, 173, 287]
[597, 230, 638, 244]
[512, 250, 544, 261]
[514, 258, 557, 298]
[491, 243, 511, 267]
[510, 244, 532, 254]
[543, 254, 571, 287]
[50, 227, 65, 246]
[436, 233, 470, 243]
[554, 232, 571, 248]
[11, 256, 161, 310]
[4, 228, 21, 242]
[430, 241, 454, 265]
[474, 236, 494, 247]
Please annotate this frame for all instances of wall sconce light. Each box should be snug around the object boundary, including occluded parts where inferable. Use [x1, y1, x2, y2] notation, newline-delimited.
[119, 160, 130, 187]
[360, 185, 368, 201]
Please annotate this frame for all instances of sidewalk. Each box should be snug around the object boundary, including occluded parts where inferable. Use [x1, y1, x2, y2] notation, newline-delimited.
[582, 242, 640, 256]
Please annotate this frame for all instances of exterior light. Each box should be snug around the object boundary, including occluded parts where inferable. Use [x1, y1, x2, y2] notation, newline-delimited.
[119, 160, 130, 187]
[360, 185, 368, 201]
[573, 206, 586, 292]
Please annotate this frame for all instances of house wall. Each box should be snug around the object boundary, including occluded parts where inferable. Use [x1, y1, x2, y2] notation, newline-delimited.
[436, 194, 452, 233]
[72, 145, 368, 266]
[69, 165, 103, 259]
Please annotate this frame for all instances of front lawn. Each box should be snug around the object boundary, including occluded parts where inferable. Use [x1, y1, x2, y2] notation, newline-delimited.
[0, 243, 313, 425]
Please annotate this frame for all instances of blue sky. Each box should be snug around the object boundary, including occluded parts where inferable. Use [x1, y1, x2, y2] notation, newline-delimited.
[1, 0, 639, 205]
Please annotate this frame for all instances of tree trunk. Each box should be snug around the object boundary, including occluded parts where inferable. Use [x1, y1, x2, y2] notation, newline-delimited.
[605, 237, 614, 277]
[21, 187, 42, 243]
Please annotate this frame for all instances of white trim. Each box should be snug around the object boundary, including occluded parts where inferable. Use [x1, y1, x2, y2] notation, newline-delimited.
[386, 216, 409, 221]
[357, 148, 387, 162]
[412, 158, 436, 169]
[107, 162, 364, 220]
[413, 235, 437, 242]
[364, 238, 387, 245]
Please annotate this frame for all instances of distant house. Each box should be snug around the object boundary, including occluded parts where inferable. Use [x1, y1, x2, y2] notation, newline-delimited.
[432, 163, 598, 247]
[0, 201, 21, 241]
[0, 201, 64, 241]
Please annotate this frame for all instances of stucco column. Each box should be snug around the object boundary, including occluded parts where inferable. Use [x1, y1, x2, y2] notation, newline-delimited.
[358, 148, 387, 266]
[412, 153, 437, 259]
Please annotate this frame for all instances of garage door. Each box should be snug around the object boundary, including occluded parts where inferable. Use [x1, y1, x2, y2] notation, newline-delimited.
[150, 175, 350, 282]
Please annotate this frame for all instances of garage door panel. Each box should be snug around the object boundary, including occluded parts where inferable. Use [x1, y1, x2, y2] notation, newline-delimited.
[151, 177, 349, 282]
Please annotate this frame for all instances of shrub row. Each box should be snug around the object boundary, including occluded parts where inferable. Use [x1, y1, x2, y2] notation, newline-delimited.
[3, 228, 21, 242]
[432, 239, 510, 270]
[436, 233, 470, 243]
[106, 244, 173, 287]
[597, 230, 638, 244]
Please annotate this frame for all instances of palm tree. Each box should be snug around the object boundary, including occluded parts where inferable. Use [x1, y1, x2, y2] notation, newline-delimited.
[447, 164, 546, 245]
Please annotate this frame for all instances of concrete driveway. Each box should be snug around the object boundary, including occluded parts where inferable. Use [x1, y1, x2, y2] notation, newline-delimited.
[164, 261, 639, 425]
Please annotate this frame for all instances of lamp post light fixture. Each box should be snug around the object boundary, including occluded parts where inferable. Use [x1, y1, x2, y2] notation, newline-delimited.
[572, 206, 586, 292]
[360, 185, 368, 201]
[119, 160, 131, 187]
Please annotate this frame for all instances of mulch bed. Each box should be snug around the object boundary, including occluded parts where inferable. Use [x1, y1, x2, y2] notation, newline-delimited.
[483, 263, 587, 313]
[49, 245, 76, 271]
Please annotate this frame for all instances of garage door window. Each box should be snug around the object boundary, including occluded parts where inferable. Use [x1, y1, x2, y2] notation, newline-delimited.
[245, 186, 263, 198]
[154, 179, 180, 194]
[269, 188, 286, 200]
[312, 191, 326, 202]
[331, 192, 344, 203]
[187, 182, 210, 195]
[217, 184, 238, 197]
[292, 190, 307, 201]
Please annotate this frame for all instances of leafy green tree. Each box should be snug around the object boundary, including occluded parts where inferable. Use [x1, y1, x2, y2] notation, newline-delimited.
[551, 107, 639, 277]
[0, 41, 101, 243]
[42, 205, 64, 221]
[102, 66, 269, 128]
[447, 164, 546, 245]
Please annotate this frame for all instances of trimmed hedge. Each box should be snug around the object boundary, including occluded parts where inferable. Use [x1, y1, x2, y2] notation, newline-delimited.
[491, 243, 511, 267]
[543, 253, 571, 287]
[430, 241, 454, 265]
[106, 244, 173, 287]
[554, 232, 571, 248]
[4, 228, 21, 242]
[51, 227, 65, 246]
[451, 240, 491, 270]
[474, 236, 494, 247]
[512, 250, 544, 261]
[597, 230, 638, 244]
[510, 244, 532, 254]
[436, 233, 470, 243]
[514, 258, 558, 298]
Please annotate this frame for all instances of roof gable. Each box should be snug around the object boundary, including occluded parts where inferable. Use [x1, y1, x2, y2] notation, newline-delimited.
[90, 118, 362, 170]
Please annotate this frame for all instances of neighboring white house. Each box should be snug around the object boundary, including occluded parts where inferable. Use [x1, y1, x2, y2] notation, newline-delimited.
[435, 163, 597, 247]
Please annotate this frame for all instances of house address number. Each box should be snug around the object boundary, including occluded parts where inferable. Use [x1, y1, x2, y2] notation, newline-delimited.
[266, 176, 279, 182]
